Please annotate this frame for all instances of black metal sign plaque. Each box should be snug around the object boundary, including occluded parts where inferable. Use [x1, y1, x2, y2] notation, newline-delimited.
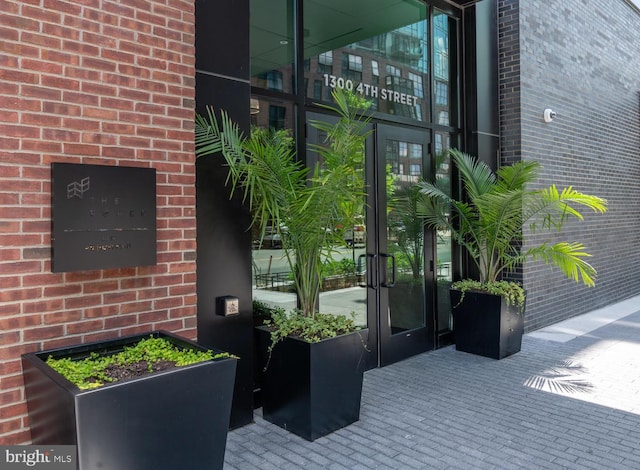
[52, 163, 157, 272]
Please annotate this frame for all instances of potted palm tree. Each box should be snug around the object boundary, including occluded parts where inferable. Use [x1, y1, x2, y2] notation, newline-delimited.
[416, 149, 607, 359]
[195, 89, 371, 440]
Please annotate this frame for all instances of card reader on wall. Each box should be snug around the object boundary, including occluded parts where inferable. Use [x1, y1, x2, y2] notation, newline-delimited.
[216, 296, 239, 317]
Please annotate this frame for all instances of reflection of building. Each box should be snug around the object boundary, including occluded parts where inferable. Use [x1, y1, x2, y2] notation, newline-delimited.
[250, 14, 455, 131]
[386, 140, 424, 185]
[325, 28, 429, 120]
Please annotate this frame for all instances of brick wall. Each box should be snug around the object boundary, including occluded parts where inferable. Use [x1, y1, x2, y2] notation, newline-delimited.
[499, 0, 640, 330]
[0, 0, 196, 444]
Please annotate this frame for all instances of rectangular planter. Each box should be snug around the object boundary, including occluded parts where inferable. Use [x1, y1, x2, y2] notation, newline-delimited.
[255, 327, 369, 441]
[450, 289, 524, 360]
[22, 331, 237, 470]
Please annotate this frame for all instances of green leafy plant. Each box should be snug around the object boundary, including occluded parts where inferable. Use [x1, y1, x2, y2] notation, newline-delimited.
[321, 258, 357, 277]
[46, 336, 230, 390]
[416, 149, 608, 307]
[253, 299, 285, 326]
[452, 279, 526, 311]
[388, 185, 425, 281]
[195, 89, 371, 318]
[260, 309, 364, 370]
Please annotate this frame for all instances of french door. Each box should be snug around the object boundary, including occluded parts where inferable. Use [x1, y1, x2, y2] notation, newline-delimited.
[308, 115, 435, 368]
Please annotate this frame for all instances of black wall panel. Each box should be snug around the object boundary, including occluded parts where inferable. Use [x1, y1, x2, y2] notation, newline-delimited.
[195, 0, 253, 429]
[195, 0, 250, 79]
[463, 0, 499, 170]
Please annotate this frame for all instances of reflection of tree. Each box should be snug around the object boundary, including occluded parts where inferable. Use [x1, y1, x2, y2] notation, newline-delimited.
[385, 163, 396, 214]
[432, 150, 451, 245]
[387, 150, 450, 281]
[388, 185, 424, 281]
[433, 150, 450, 194]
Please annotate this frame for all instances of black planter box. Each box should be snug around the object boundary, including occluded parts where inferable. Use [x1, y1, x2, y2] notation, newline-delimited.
[22, 331, 237, 470]
[256, 327, 369, 441]
[450, 289, 524, 360]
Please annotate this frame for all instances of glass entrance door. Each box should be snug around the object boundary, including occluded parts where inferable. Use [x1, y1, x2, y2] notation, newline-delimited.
[308, 114, 434, 367]
[372, 124, 434, 366]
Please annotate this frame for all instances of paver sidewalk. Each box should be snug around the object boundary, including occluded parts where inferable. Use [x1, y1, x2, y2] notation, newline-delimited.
[225, 306, 640, 469]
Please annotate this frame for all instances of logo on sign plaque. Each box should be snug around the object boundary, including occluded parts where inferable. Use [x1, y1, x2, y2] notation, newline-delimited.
[51, 163, 157, 272]
[67, 177, 90, 199]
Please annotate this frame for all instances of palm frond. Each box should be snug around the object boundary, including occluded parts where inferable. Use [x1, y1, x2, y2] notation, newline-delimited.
[194, 89, 369, 317]
[494, 160, 539, 192]
[449, 149, 495, 200]
[526, 242, 597, 287]
[415, 148, 607, 286]
[195, 107, 308, 241]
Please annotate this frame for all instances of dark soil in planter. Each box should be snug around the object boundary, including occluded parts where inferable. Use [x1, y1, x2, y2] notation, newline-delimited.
[102, 360, 176, 382]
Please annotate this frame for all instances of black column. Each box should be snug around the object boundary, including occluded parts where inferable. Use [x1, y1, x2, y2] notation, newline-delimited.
[195, 0, 253, 429]
[463, 0, 500, 171]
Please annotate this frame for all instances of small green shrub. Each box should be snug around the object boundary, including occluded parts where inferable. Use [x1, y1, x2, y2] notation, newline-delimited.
[452, 279, 526, 311]
[321, 258, 357, 277]
[261, 309, 364, 370]
[46, 336, 231, 390]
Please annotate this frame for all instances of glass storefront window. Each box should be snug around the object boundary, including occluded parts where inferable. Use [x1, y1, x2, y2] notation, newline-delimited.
[304, 0, 429, 122]
[248, 0, 461, 338]
[248, 96, 298, 312]
[250, 0, 295, 93]
[250, 97, 295, 131]
[434, 130, 456, 333]
[250, 1, 458, 127]
[433, 10, 457, 127]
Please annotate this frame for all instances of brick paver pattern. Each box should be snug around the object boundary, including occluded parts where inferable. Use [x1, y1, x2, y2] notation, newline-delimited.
[225, 310, 640, 469]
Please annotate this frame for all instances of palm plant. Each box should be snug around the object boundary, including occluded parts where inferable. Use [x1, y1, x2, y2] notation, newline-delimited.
[416, 149, 607, 298]
[195, 89, 371, 318]
[388, 185, 424, 281]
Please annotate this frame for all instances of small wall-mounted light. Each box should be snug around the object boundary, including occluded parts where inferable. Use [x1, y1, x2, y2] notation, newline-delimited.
[543, 108, 557, 123]
[250, 98, 260, 115]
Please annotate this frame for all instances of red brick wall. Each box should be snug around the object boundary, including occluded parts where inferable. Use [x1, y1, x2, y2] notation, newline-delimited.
[0, 0, 196, 444]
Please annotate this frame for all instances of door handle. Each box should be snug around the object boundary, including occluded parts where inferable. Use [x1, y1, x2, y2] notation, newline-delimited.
[357, 253, 377, 288]
[380, 253, 396, 288]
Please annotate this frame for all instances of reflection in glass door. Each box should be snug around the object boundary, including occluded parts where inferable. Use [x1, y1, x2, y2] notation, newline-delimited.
[306, 113, 368, 328]
[373, 124, 434, 366]
[307, 116, 435, 367]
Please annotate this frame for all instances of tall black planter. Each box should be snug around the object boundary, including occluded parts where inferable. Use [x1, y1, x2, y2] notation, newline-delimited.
[450, 289, 524, 360]
[255, 327, 369, 441]
[22, 331, 237, 470]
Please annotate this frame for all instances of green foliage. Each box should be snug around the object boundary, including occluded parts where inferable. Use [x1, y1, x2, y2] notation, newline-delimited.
[195, 89, 371, 318]
[452, 279, 526, 311]
[388, 185, 425, 280]
[252, 300, 285, 325]
[417, 149, 608, 290]
[264, 310, 359, 344]
[46, 336, 230, 390]
[252, 299, 281, 317]
[261, 309, 363, 370]
[321, 258, 357, 277]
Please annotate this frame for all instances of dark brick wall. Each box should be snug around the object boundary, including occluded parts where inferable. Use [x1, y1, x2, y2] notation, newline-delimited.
[499, 0, 640, 330]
